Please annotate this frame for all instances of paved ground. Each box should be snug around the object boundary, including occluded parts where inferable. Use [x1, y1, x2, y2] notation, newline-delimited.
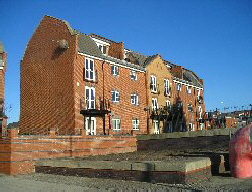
[1, 173, 252, 192]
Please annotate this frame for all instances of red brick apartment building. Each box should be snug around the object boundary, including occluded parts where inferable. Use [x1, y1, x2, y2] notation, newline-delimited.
[0, 42, 7, 136]
[20, 15, 206, 136]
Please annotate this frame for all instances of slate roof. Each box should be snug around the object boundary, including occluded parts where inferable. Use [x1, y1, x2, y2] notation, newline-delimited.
[60, 17, 203, 87]
[183, 69, 203, 88]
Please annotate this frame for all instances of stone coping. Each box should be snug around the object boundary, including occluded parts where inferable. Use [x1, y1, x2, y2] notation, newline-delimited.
[137, 128, 238, 140]
[36, 157, 211, 172]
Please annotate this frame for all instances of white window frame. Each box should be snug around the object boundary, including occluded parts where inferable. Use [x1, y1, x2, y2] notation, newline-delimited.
[131, 93, 139, 105]
[85, 86, 96, 109]
[132, 119, 140, 130]
[150, 75, 157, 92]
[200, 123, 204, 130]
[112, 65, 119, 76]
[112, 90, 120, 103]
[130, 70, 137, 81]
[188, 123, 194, 131]
[187, 86, 192, 94]
[166, 100, 171, 110]
[112, 119, 121, 131]
[97, 43, 107, 54]
[152, 98, 159, 110]
[177, 83, 182, 91]
[198, 106, 203, 119]
[164, 79, 170, 95]
[85, 117, 96, 135]
[188, 104, 193, 112]
[153, 120, 160, 134]
[85, 58, 95, 81]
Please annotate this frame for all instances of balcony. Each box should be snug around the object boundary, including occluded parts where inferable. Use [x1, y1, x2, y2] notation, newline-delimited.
[150, 107, 171, 120]
[80, 98, 111, 116]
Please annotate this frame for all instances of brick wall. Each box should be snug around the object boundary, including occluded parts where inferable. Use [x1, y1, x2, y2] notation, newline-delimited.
[74, 54, 148, 135]
[146, 55, 173, 133]
[0, 129, 137, 175]
[20, 16, 78, 135]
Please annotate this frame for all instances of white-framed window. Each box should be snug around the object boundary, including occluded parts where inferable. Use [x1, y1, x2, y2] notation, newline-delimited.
[85, 58, 95, 81]
[164, 79, 170, 95]
[152, 98, 159, 110]
[188, 123, 194, 131]
[98, 44, 107, 54]
[177, 83, 182, 91]
[153, 120, 160, 134]
[200, 123, 204, 130]
[132, 119, 140, 130]
[150, 75, 157, 92]
[131, 93, 139, 105]
[85, 86, 95, 109]
[198, 106, 202, 119]
[130, 70, 137, 81]
[85, 117, 96, 135]
[112, 65, 119, 76]
[112, 119, 121, 130]
[166, 100, 171, 110]
[112, 90, 120, 103]
[187, 86, 192, 94]
[188, 104, 193, 112]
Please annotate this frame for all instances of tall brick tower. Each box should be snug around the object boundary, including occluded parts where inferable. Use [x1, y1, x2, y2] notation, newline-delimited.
[0, 42, 7, 136]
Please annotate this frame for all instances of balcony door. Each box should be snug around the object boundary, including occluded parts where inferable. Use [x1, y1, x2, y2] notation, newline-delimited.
[85, 117, 96, 135]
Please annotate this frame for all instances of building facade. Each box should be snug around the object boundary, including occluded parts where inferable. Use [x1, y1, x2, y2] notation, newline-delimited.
[0, 42, 7, 136]
[20, 16, 206, 135]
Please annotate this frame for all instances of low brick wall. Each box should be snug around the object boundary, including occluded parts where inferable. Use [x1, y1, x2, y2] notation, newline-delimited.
[0, 129, 137, 175]
[35, 158, 212, 184]
[137, 128, 238, 151]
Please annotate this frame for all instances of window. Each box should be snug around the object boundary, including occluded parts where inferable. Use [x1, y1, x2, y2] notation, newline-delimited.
[132, 119, 140, 130]
[130, 70, 137, 81]
[85, 58, 95, 81]
[153, 120, 160, 134]
[197, 89, 201, 99]
[131, 93, 139, 105]
[188, 123, 194, 131]
[85, 86, 95, 109]
[188, 104, 193, 112]
[177, 83, 182, 91]
[187, 86, 192, 94]
[152, 98, 158, 110]
[166, 100, 171, 110]
[150, 75, 157, 92]
[198, 106, 203, 119]
[164, 79, 170, 95]
[112, 119, 121, 130]
[112, 91, 120, 103]
[112, 65, 119, 76]
[98, 44, 107, 54]
[200, 123, 204, 130]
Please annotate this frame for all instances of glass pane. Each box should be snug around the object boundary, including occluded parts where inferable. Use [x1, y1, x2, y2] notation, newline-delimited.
[86, 70, 89, 79]
[90, 60, 94, 70]
[117, 120, 120, 129]
[103, 46, 107, 54]
[85, 59, 89, 69]
[113, 120, 116, 129]
[86, 89, 89, 99]
[112, 92, 115, 101]
[91, 89, 95, 100]
[90, 71, 93, 80]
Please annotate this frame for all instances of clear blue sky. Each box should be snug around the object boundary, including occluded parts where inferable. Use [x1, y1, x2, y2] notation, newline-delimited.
[1, 0, 252, 123]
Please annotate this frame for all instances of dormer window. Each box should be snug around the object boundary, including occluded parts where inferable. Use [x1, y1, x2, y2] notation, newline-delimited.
[130, 70, 137, 81]
[98, 44, 107, 54]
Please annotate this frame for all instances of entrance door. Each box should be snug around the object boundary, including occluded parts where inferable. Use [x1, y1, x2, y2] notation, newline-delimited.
[85, 117, 96, 135]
